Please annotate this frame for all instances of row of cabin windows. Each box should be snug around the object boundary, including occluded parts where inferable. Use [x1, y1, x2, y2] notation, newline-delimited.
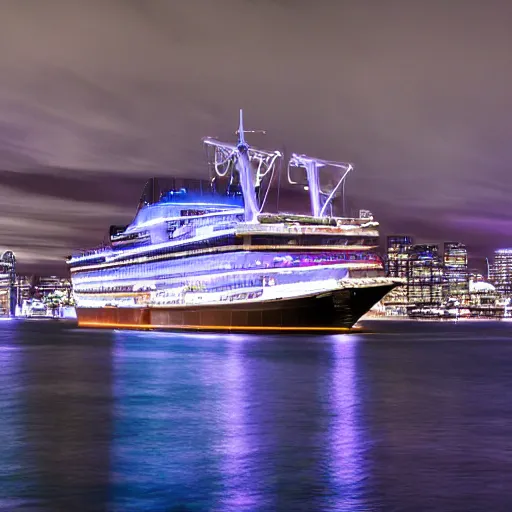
[73, 232, 378, 269]
[78, 275, 265, 295]
[74, 250, 376, 286]
[250, 235, 379, 247]
[76, 264, 350, 298]
[77, 260, 349, 295]
[168, 213, 243, 230]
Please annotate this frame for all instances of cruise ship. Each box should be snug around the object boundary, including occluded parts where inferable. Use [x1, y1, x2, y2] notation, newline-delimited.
[68, 111, 399, 331]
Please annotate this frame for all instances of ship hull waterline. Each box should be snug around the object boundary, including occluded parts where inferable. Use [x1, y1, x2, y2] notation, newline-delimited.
[75, 283, 396, 333]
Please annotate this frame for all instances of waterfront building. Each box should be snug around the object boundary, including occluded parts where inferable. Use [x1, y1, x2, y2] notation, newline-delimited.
[490, 249, 512, 296]
[380, 240, 512, 317]
[383, 235, 413, 314]
[443, 242, 469, 301]
[469, 279, 498, 313]
[386, 235, 413, 278]
[14, 275, 72, 304]
[469, 271, 486, 283]
[33, 276, 72, 300]
[0, 251, 16, 316]
[16, 274, 33, 307]
[12, 275, 75, 318]
[407, 244, 443, 306]
[30, 276, 73, 317]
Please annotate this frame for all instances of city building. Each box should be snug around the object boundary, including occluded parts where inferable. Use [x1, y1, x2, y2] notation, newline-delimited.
[469, 279, 500, 316]
[490, 249, 512, 296]
[386, 235, 413, 278]
[443, 242, 469, 301]
[33, 276, 72, 302]
[383, 236, 413, 314]
[0, 251, 16, 316]
[407, 244, 443, 307]
[469, 271, 486, 283]
[18, 275, 74, 317]
[15, 274, 34, 307]
[381, 238, 510, 317]
[2, 267, 75, 318]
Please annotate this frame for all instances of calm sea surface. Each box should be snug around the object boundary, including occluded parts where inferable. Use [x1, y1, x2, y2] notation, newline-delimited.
[1, 319, 512, 511]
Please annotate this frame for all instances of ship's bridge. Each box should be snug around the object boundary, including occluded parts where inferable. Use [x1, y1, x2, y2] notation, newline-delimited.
[127, 177, 244, 232]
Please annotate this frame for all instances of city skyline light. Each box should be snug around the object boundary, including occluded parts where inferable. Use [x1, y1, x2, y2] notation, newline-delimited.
[1, 1, 512, 273]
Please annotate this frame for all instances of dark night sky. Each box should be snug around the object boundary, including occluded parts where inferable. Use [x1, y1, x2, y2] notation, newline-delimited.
[1, 0, 512, 274]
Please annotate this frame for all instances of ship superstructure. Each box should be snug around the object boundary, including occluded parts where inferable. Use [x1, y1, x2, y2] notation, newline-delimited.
[68, 111, 398, 331]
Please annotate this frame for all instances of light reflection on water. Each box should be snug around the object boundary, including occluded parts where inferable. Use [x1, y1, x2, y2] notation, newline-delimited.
[109, 331, 372, 511]
[1, 320, 512, 511]
[327, 335, 367, 511]
[220, 339, 256, 511]
[0, 336, 31, 508]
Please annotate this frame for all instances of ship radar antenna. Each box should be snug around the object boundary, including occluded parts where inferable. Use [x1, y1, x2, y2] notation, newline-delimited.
[235, 109, 267, 148]
[237, 109, 246, 149]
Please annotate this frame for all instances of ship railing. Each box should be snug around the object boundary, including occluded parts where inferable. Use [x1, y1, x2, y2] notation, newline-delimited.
[69, 245, 112, 260]
[236, 223, 379, 237]
[257, 213, 379, 227]
[338, 277, 402, 288]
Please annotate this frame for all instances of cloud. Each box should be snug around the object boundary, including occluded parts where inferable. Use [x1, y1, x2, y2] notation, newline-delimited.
[1, 0, 512, 270]
[0, 181, 133, 268]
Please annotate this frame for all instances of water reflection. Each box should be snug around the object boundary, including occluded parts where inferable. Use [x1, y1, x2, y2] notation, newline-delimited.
[327, 335, 368, 511]
[15, 320, 114, 511]
[3, 320, 512, 510]
[0, 321, 371, 511]
[218, 334, 369, 511]
[220, 338, 257, 511]
[220, 334, 370, 511]
[0, 321, 33, 509]
[110, 331, 369, 511]
[110, 330, 228, 511]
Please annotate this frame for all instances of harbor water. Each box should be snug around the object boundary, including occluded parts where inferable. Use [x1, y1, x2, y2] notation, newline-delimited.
[1, 318, 512, 511]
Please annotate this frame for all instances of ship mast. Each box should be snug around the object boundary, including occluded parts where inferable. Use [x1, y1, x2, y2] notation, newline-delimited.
[288, 154, 353, 218]
[235, 109, 260, 222]
[204, 111, 352, 220]
[203, 110, 282, 223]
